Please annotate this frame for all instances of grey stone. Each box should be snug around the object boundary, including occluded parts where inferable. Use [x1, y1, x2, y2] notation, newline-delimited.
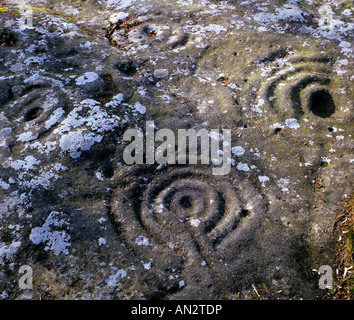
[0, 0, 353, 300]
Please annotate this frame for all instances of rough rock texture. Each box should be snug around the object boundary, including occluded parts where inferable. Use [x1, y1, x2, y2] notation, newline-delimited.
[0, 0, 353, 300]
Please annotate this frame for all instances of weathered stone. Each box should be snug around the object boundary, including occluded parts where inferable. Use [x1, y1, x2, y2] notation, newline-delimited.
[0, 0, 353, 300]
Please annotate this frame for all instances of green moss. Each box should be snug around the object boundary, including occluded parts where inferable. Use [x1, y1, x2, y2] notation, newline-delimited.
[344, 0, 354, 9]
[348, 226, 354, 255]
[97, 97, 111, 104]
[0, 71, 10, 77]
[332, 195, 354, 299]
[29, 6, 72, 21]
[25, 6, 94, 35]
[27, 6, 50, 13]
[347, 274, 354, 299]
[321, 162, 329, 167]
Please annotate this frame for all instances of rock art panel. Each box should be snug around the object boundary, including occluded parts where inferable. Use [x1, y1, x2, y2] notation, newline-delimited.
[0, 0, 352, 300]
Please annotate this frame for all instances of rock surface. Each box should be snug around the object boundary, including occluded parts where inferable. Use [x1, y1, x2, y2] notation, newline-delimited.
[0, 0, 353, 300]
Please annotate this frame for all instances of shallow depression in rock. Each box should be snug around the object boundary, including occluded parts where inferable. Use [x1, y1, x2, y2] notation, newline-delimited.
[308, 89, 336, 118]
